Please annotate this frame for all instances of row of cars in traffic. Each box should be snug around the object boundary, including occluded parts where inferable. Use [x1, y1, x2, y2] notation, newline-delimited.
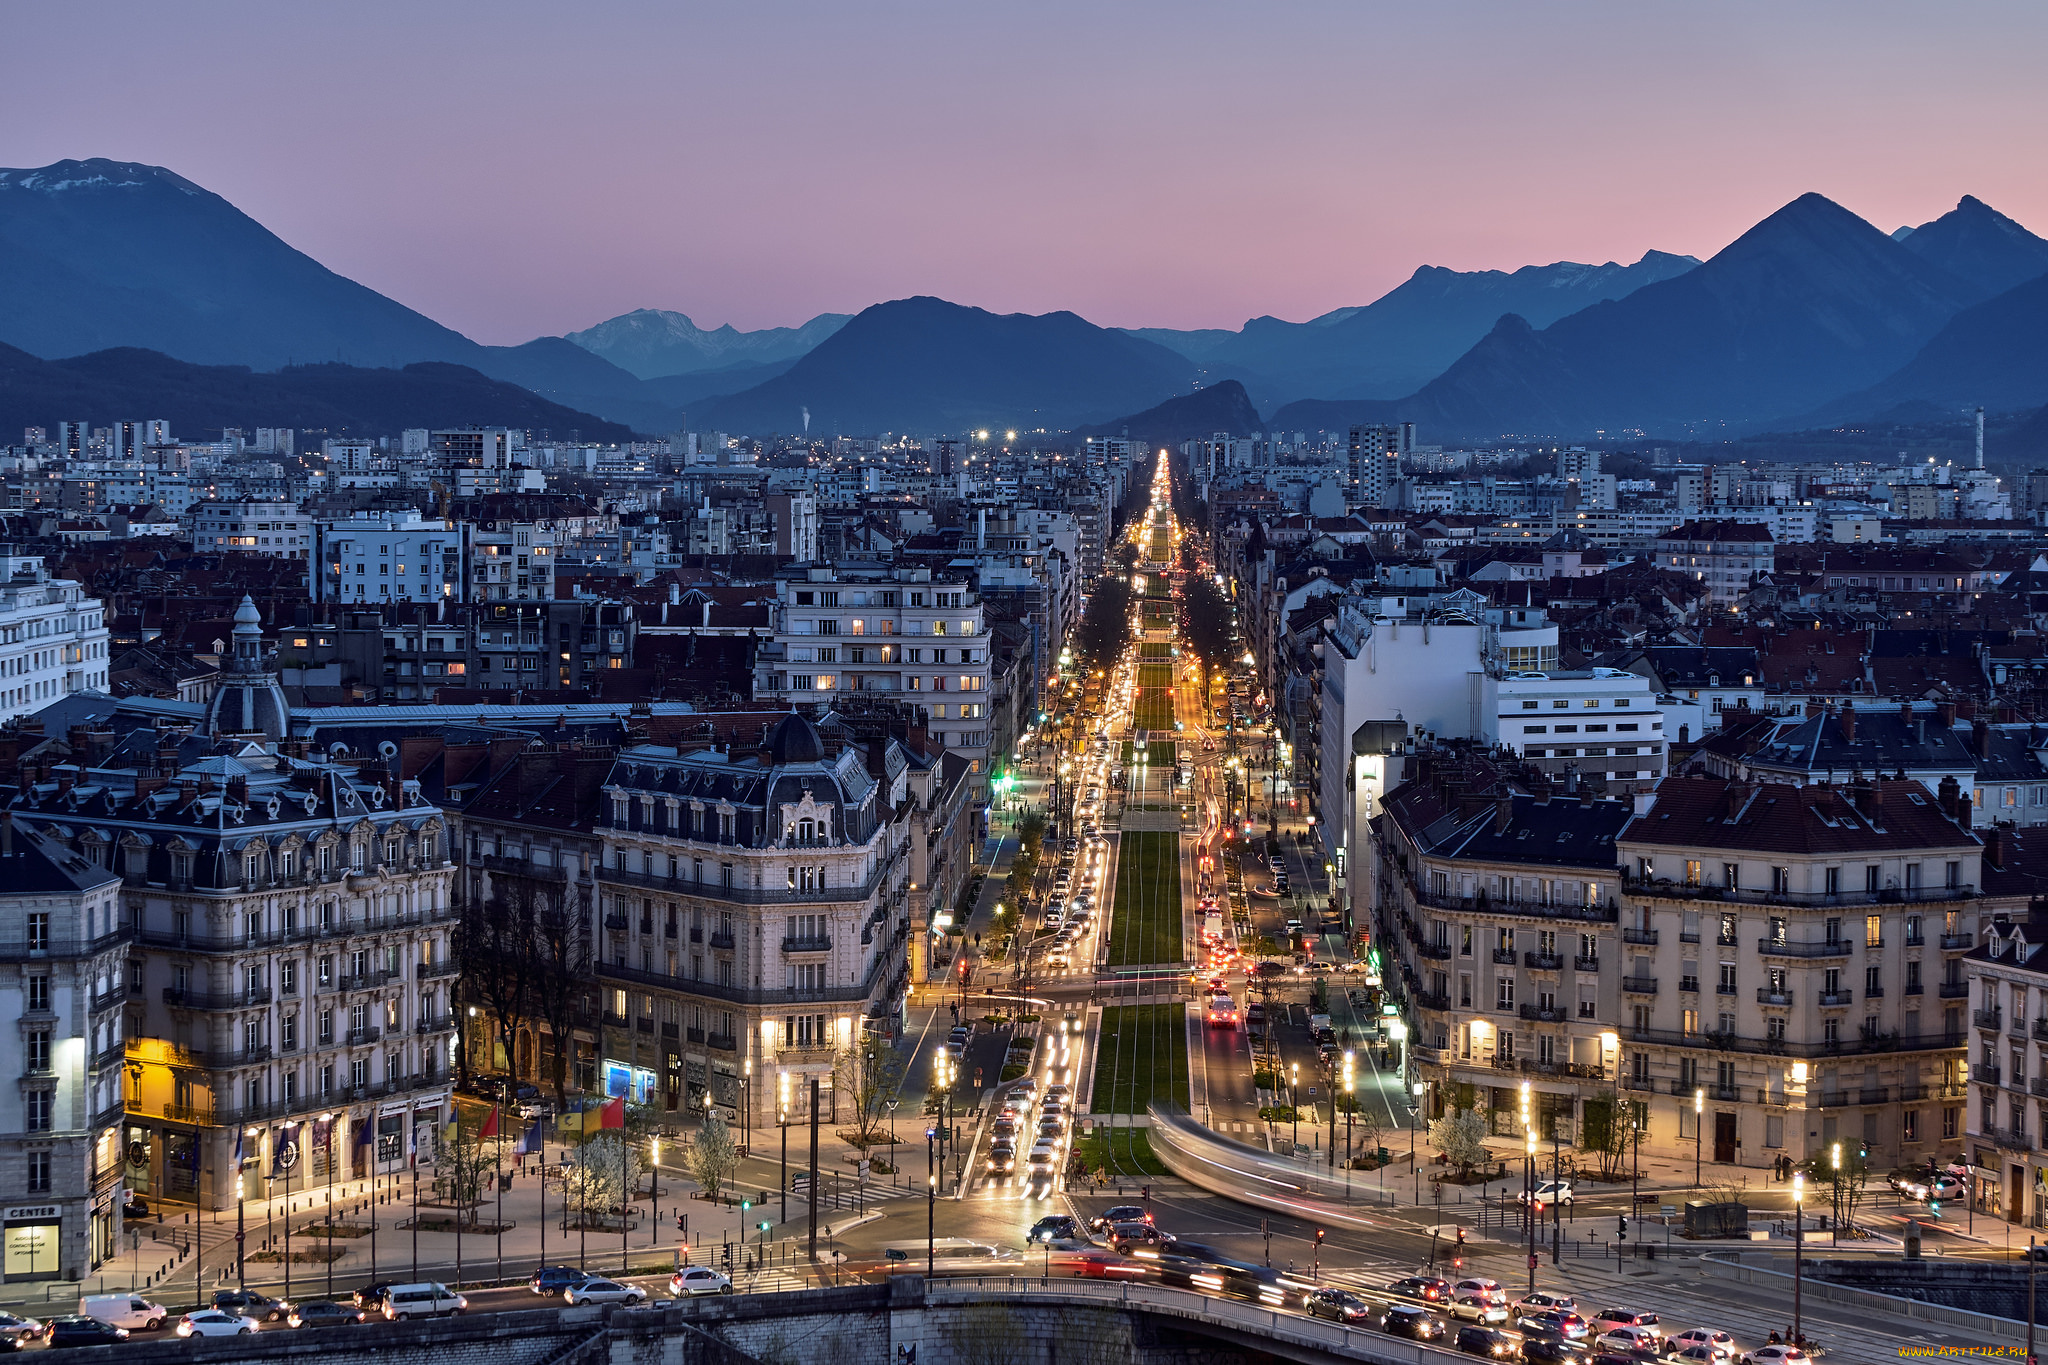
[986, 1072, 1073, 1197]
[1019, 1208, 1801, 1365]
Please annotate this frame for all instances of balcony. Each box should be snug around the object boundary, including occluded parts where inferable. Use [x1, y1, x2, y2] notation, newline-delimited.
[1522, 952, 1564, 972]
[417, 959, 459, 979]
[1939, 982, 1970, 999]
[1941, 933, 1975, 951]
[1985, 1125, 2033, 1152]
[1622, 872, 1975, 909]
[1679, 977, 1700, 993]
[2029, 1078, 2048, 1100]
[706, 1033, 737, 1051]
[163, 986, 272, 1011]
[603, 913, 629, 931]
[1977, 1065, 2004, 1087]
[1621, 1077, 1657, 1093]
[1622, 976, 1658, 995]
[228, 1046, 272, 1067]
[337, 971, 398, 993]
[709, 931, 736, 950]
[1413, 992, 1451, 1012]
[1757, 938, 1849, 958]
[1573, 954, 1600, 972]
[1976, 1009, 2005, 1032]
[1757, 987, 1795, 1007]
[1416, 943, 1452, 961]
[1622, 928, 1659, 946]
[1491, 949, 1518, 965]
[1517, 1003, 1566, 1023]
[1865, 985, 1884, 998]
[2034, 1019, 2048, 1043]
[781, 936, 833, 954]
[1818, 990, 1855, 1008]
[345, 1026, 382, 1046]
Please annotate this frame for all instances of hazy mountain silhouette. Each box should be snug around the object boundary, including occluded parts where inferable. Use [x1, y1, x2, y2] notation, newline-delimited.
[1131, 252, 1699, 406]
[565, 309, 851, 379]
[1893, 195, 2048, 304]
[698, 297, 1196, 433]
[1072, 380, 1264, 445]
[0, 343, 637, 442]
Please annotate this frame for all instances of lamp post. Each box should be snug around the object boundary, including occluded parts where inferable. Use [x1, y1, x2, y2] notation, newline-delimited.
[925, 1126, 937, 1279]
[1694, 1088, 1704, 1189]
[1342, 1052, 1355, 1175]
[1290, 1063, 1300, 1153]
[1409, 1081, 1423, 1206]
[1831, 1141, 1842, 1238]
[1525, 1130, 1538, 1296]
[1793, 1171, 1806, 1343]
[778, 1070, 790, 1225]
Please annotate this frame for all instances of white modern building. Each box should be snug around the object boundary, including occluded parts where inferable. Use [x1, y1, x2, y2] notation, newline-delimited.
[1482, 667, 1667, 788]
[311, 513, 472, 604]
[0, 550, 111, 721]
[189, 499, 311, 559]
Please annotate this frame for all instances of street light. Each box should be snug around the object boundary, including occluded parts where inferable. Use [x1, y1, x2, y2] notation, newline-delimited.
[1525, 1129, 1538, 1296]
[1793, 1171, 1806, 1342]
[1289, 1062, 1300, 1152]
[1694, 1088, 1704, 1188]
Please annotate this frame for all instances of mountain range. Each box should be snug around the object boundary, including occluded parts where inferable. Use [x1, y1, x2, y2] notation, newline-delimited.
[1071, 381, 1263, 445]
[3, 158, 2047, 443]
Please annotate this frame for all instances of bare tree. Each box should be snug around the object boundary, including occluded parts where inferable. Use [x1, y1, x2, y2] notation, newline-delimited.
[834, 1044, 906, 1153]
[457, 877, 535, 1083]
[685, 1109, 741, 1204]
[529, 881, 595, 1113]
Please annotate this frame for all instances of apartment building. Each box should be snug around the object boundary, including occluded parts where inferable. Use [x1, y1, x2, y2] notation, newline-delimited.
[1375, 769, 1634, 1145]
[14, 605, 458, 1212]
[189, 498, 311, 559]
[587, 714, 911, 1125]
[0, 549, 112, 722]
[1481, 667, 1667, 789]
[1650, 521, 1776, 605]
[311, 512, 471, 605]
[754, 565, 993, 785]
[1614, 776, 1980, 1173]
[0, 820, 126, 1281]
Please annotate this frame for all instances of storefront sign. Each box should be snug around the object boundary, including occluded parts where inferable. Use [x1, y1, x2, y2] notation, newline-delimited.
[3, 1208, 60, 1222]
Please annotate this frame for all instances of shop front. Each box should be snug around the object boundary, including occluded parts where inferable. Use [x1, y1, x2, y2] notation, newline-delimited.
[2, 1205, 62, 1282]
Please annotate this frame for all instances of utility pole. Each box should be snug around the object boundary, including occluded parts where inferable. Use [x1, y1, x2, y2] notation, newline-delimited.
[807, 1077, 821, 1263]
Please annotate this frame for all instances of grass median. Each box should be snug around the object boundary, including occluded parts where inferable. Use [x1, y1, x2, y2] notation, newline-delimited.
[1106, 830, 1183, 967]
[1088, 1002, 1191, 1115]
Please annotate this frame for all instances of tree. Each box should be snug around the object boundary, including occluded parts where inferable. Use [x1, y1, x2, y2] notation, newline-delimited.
[834, 1043, 906, 1152]
[1429, 1109, 1490, 1177]
[1797, 1143, 1874, 1231]
[1581, 1094, 1632, 1180]
[685, 1108, 741, 1204]
[565, 1132, 643, 1223]
[442, 1128, 502, 1227]
[457, 878, 535, 1082]
[528, 882, 595, 1114]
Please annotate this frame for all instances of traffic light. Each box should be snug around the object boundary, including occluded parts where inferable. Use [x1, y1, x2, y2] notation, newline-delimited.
[757, 1220, 771, 1234]
[1928, 1198, 1942, 1216]
[1314, 1229, 1325, 1248]
[741, 1199, 752, 1213]
[1617, 1215, 1629, 1241]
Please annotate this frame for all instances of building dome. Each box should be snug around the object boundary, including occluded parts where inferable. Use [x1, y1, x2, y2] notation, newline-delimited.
[203, 595, 289, 745]
[766, 710, 825, 765]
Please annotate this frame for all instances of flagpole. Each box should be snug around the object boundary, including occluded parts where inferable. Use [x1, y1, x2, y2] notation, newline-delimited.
[454, 1114, 463, 1291]
[495, 1097, 504, 1285]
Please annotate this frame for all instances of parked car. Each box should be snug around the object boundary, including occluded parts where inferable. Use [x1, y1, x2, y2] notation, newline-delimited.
[530, 1267, 593, 1295]
[176, 1313, 257, 1339]
[670, 1267, 733, 1297]
[42, 1317, 128, 1349]
[287, 1301, 366, 1329]
[563, 1279, 647, 1307]
[121, 1195, 153, 1221]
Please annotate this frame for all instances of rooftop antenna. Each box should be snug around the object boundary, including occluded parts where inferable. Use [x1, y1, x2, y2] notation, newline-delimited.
[1975, 405, 1985, 470]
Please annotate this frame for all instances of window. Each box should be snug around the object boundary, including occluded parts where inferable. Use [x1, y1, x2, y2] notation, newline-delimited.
[1684, 860, 1702, 887]
[26, 1151, 49, 1193]
[26, 912, 48, 952]
[26, 974, 48, 1012]
[1865, 915, 1882, 948]
[25, 1091, 50, 1132]
[1521, 700, 1539, 710]
[1496, 978, 1514, 1010]
[26, 1030, 50, 1072]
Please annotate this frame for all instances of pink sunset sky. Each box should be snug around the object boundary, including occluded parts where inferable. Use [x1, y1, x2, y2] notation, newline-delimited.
[9, 0, 2045, 344]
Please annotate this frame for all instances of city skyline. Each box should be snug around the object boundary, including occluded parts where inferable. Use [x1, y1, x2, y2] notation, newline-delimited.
[7, 0, 2044, 344]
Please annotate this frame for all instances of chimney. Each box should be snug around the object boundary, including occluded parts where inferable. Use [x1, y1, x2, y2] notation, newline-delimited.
[1580, 785, 1594, 808]
[178, 779, 198, 805]
[1839, 701, 1856, 744]
[1938, 700, 1958, 728]
[1899, 701, 1913, 724]
[1, 811, 11, 858]
[1937, 774, 1963, 821]
[1494, 794, 1513, 834]
[54, 768, 74, 796]
[1986, 826, 2007, 871]
[226, 776, 248, 806]
[1973, 718, 1991, 760]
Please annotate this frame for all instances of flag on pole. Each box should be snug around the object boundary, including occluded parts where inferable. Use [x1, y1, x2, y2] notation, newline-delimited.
[512, 1121, 541, 1156]
[232, 1126, 245, 1169]
[479, 1108, 499, 1140]
[599, 1097, 625, 1130]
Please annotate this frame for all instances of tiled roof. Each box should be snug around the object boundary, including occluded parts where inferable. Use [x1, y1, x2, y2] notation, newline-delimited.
[1622, 776, 1976, 854]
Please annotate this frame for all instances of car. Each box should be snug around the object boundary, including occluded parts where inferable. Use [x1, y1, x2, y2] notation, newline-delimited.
[43, 1317, 128, 1348]
[1387, 1274, 1454, 1303]
[1447, 1294, 1509, 1324]
[564, 1279, 648, 1306]
[177, 1312, 257, 1339]
[381, 1283, 467, 1319]
[77, 1297, 166, 1332]
[1737, 1349, 1809, 1365]
[1515, 1291, 1580, 1315]
[0, 1316, 41, 1344]
[1455, 1325, 1522, 1358]
[1305, 1288, 1373, 1323]
[1107, 1221, 1170, 1249]
[1580, 1309, 1655, 1339]
[1091, 1205, 1150, 1231]
[530, 1266, 594, 1295]
[1664, 1349, 1724, 1364]
[1455, 1277, 1507, 1305]
[1044, 1083, 1071, 1101]
[1661, 1329, 1733, 1359]
[1029, 1215, 1080, 1243]
[1009, 1076, 1040, 1098]
[286, 1301, 365, 1329]
[1377, 1304, 1446, 1341]
[670, 1267, 734, 1297]
[1520, 1181, 1576, 1207]
[351, 1283, 400, 1311]
[1518, 1310, 1592, 1341]
[987, 1143, 1017, 1174]
[1055, 1250, 1143, 1279]
[121, 1195, 152, 1221]
[1595, 1326, 1662, 1355]
[1521, 1341, 1592, 1365]
[212, 1291, 290, 1323]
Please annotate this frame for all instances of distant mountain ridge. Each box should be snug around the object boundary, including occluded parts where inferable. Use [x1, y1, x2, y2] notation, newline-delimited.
[1073, 381, 1263, 445]
[698, 296, 1197, 434]
[565, 309, 851, 379]
[0, 343, 636, 443]
[1269, 194, 2029, 441]
[1129, 251, 1700, 406]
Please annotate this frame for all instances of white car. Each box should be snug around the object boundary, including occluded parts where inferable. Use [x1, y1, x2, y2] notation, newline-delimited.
[176, 1312, 257, 1338]
[1739, 1349, 1808, 1365]
[0, 1314, 41, 1343]
[1517, 1180, 1575, 1206]
[1595, 1325, 1662, 1355]
[1513, 1291, 1578, 1315]
[563, 1279, 648, 1306]
[1454, 1277, 1507, 1305]
[1663, 1329, 1735, 1360]
[669, 1267, 733, 1297]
